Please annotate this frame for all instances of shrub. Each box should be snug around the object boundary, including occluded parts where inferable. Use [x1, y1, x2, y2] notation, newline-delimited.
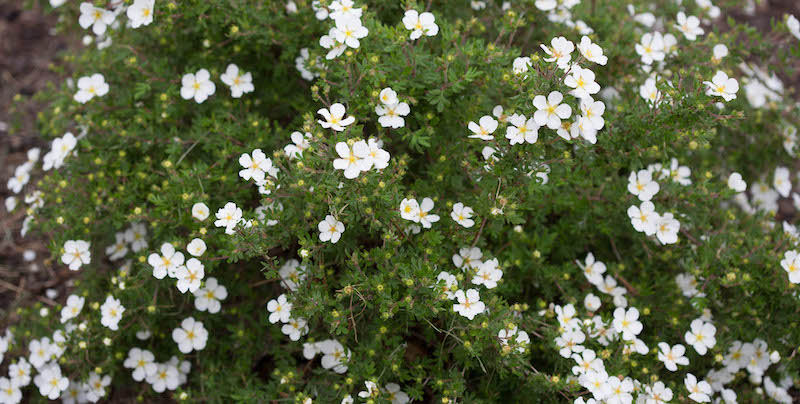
[3, 0, 800, 403]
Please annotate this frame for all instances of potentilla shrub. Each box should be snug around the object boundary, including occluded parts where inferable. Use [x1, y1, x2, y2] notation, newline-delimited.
[2, 0, 800, 402]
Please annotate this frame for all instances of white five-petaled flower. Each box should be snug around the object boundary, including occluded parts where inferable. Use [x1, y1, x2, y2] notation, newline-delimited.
[193, 277, 227, 313]
[635, 32, 666, 65]
[676, 12, 704, 41]
[192, 202, 210, 221]
[318, 215, 345, 244]
[333, 141, 369, 179]
[0, 377, 21, 403]
[281, 317, 309, 341]
[100, 295, 125, 331]
[555, 330, 586, 358]
[187, 238, 207, 257]
[175, 258, 205, 294]
[727, 172, 747, 193]
[147, 363, 179, 392]
[320, 33, 347, 60]
[399, 198, 421, 222]
[220, 64, 254, 98]
[472, 258, 502, 289]
[627, 201, 659, 236]
[416, 197, 440, 228]
[613, 307, 643, 341]
[126, 0, 155, 28]
[61, 240, 91, 271]
[452, 289, 485, 320]
[450, 202, 475, 228]
[379, 87, 398, 105]
[123, 348, 157, 382]
[657, 342, 689, 371]
[773, 166, 792, 197]
[319, 339, 350, 374]
[284, 131, 313, 159]
[577, 36, 608, 65]
[60, 294, 85, 324]
[627, 169, 660, 201]
[565, 66, 600, 100]
[239, 149, 271, 183]
[267, 293, 293, 324]
[376, 101, 410, 129]
[361, 138, 390, 170]
[73, 73, 109, 104]
[318, 103, 356, 131]
[505, 114, 539, 145]
[533, 91, 572, 130]
[78, 2, 115, 36]
[180, 69, 216, 103]
[684, 373, 712, 403]
[468, 115, 498, 140]
[540, 36, 575, 68]
[147, 242, 185, 279]
[330, 18, 369, 49]
[684, 318, 717, 355]
[578, 252, 607, 286]
[402, 10, 439, 40]
[780, 249, 800, 284]
[172, 317, 208, 353]
[704, 71, 739, 102]
[214, 202, 243, 235]
[655, 212, 680, 245]
[329, 0, 362, 24]
[33, 363, 68, 400]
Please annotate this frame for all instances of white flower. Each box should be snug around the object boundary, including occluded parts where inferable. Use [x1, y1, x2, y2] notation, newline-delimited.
[635, 32, 665, 65]
[318, 103, 356, 131]
[639, 77, 664, 107]
[704, 71, 739, 101]
[512, 57, 532, 75]
[295, 48, 319, 81]
[712, 44, 728, 60]
[789, 14, 800, 40]
[627, 169, 660, 201]
[379, 87, 398, 105]
[645, 381, 673, 404]
[332, 141, 368, 179]
[555, 304, 580, 330]
[577, 36, 608, 65]
[318, 215, 345, 244]
[727, 172, 747, 192]
[193, 277, 227, 313]
[78, 2, 115, 36]
[60, 294, 85, 324]
[376, 102, 410, 128]
[124, 222, 148, 252]
[685, 318, 717, 355]
[180, 69, 216, 103]
[33, 363, 68, 400]
[105, 232, 128, 261]
[468, 115, 498, 140]
[123, 348, 157, 382]
[239, 148, 271, 183]
[61, 240, 91, 271]
[9, 358, 32, 387]
[281, 317, 309, 341]
[627, 201, 659, 236]
[450, 202, 475, 228]
[452, 289, 485, 320]
[436, 271, 458, 299]
[0, 377, 21, 404]
[676, 12, 704, 41]
[555, 330, 586, 358]
[329, 0, 362, 24]
[43, 132, 77, 171]
[612, 307, 643, 341]
[578, 252, 607, 286]
[319, 340, 350, 374]
[267, 294, 293, 324]
[175, 258, 205, 294]
[505, 114, 539, 145]
[655, 212, 680, 245]
[535, 0, 557, 11]
[358, 381, 378, 399]
[330, 19, 368, 49]
[571, 349, 603, 375]
[584, 293, 601, 312]
[685, 373, 712, 402]
[472, 258, 502, 289]
[84, 371, 111, 402]
[147, 242, 185, 279]
[320, 33, 347, 60]
[220, 64, 254, 98]
[186, 238, 207, 257]
[192, 202, 210, 221]
[28, 338, 52, 369]
[416, 197, 440, 228]
[540, 37, 574, 68]
[284, 131, 313, 159]
[172, 317, 208, 353]
[361, 138, 390, 170]
[383, 383, 409, 404]
[147, 364, 179, 393]
[214, 202, 243, 235]
[657, 342, 689, 371]
[533, 91, 572, 129]
[100, 295, 125, 331]
[279, 259, 306, 290]
[773, 166, 792, 197]
[602, 376, 634, 404]
[565, 66, 600, 100]
[402, 10, 438, 40]
[73, 73, 109, 104]
[126, 0, 155, 28]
